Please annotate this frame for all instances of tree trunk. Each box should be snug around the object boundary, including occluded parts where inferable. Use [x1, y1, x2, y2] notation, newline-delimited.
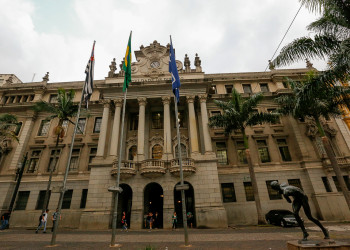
[42, 133, 60, 214]
[322, 136, 350, 210]
[245, 149, 266, 225]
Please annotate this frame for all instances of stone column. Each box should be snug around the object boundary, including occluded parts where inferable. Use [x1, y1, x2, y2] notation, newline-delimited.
[162, 96, 172, 160]
[186, 95, 199, 154]
[96, 100, 110, 157]
[9, 112, 36, 169]
[199, 94, 213, 152]
[137, 97, 147, 161]
[109, 99, 123, 157]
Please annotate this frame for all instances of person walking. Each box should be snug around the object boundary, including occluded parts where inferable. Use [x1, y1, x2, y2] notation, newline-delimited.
[51, 209, 61, 232]
[0, 210, 10, 230]
[121, 211, 128, 232]
[187, 211, 193, 228]
[36, 209, 49, 233]
[172, 212, 177, 230]
[153, 212, 159, 229]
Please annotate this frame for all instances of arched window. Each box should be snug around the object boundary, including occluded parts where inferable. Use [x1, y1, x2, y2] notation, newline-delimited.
[152, 144, 163, 159]
[175, 143, 187, 158]
[128, 146, 137, 161]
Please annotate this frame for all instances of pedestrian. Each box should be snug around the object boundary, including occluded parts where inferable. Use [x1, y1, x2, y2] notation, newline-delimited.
[36, 209, 49, 233]
[121, 211, 128, 232]
[51, 208, 61, 232]
[153, 212, 159, 229]
[0, 210, 10, 230]
[147, 212, 154, 231]
[187, 211, 193, 228]
[172, 212, 177, 230]
[144, 213, 148, 229]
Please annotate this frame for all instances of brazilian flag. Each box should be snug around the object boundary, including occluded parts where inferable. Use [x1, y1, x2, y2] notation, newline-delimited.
[123, 32, 132, 92]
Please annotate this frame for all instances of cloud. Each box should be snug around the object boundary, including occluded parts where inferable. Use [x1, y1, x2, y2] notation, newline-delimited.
[0, 0, 326, 83]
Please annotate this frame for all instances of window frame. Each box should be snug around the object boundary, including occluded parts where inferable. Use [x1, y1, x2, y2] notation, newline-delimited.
[276, 138, 292, 162]
[69, 148, 81, 172]
[243, 182, 255, 201]
[93, 117, 102, 133]
[259, 83, 269, 93]
[37, 119, 51, 137]
[14, 191, 30, 210]
[216, 142, 228, 165]
[221, 183, 236, 203]
[266, 180, 282, 200]
[242, 84, 252, 94]
[256, 139, 271, 163]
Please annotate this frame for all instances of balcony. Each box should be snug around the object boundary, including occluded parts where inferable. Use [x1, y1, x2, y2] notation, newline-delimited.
[110, 161, 137, 180]
[169, 158, 196, 177]
[140, 159, 166, 178]
[322, 156, 350, 171]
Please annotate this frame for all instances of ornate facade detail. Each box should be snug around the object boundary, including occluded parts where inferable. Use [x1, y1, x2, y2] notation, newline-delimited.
[108, 58, 117, 78]
[42, 72, 49, 82]
[172, 134, 189, 146]
[305, 119, 319, 138]
[126, 135, 137, 148]
[149, 134, 164, 148]
[100, 99, 111, 107]
[119, 59, 125, 77]
[198, 94, 208, 103]
[186, 95, 195, 104]
[194, 53, 202, 72]
[113, 98, 123, 107]
[268, 60, 275, 70]
[137, 97, 147, 106]
[161, 96, 171, 105]
[323, 122, 337, 137]
[306, 59, 313, 69]
[184, 54, 191, 72]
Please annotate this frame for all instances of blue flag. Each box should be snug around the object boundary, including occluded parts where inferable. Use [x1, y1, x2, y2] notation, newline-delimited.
[169, 38, 181, 103]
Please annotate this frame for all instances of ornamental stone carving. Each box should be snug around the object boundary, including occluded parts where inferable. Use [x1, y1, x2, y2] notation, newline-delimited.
[137, 97, 147, 106]
[108, 58, 117, 78]
[161, 96, 171, 105]
[186, 95, 195, 104]
[198, 94, 208, 103]
[113, 98, 123, 107]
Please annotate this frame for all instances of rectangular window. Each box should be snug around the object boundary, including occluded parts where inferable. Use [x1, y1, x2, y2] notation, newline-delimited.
[243, 84, 252, 94]
[14, 191, 30, 210]
[277, 139, 292, 161]
[152, 112, 163, 129]
[35, 190, 51, 210]
[93, 117, 102, 133]
[288, 179, 303, 190]
[27, 150, 41, 173]
[209, 85, 216, 94]
[80, 189, 88, 208]
[62, 189, 73, 209]
[221, 183, 236, 203]
[332, 176, 342, 192]
[76, 118, 86, 134]
[259, 83, 269, 92]
[69, 148, 81, 172]
[38, 120, 50, 136]
[322, 177, 332, 192]
[236, 141, 247, 164]
[216, 142, 228, 165]
[225, 85, 233, 94]
[266, 180, 282, 200]
[14, 122, 22, 136]
[257, 140, 271, 163]
[244, 182, 255, 201]
[47, 149, 61, 172]
[343, 176, 350, 191]
[129, 113, 139, 130]
[49, 94, 58, 103]
[88, 147, 97, 171]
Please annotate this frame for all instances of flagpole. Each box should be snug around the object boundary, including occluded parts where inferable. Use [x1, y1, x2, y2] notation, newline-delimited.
[50, 41, 95, 246]
[110, 88, 127, 247]
[174, 96, 189, 246]
[170, 35, 189, 246]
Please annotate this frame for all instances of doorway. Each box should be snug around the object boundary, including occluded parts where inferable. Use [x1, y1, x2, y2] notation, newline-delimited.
[110, 184, 133, 228]
[173, 181, 196, 228]
[143, 182, 163, 228]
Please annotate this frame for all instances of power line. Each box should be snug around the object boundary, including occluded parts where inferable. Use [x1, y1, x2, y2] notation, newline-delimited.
[264, 4, 303, 72]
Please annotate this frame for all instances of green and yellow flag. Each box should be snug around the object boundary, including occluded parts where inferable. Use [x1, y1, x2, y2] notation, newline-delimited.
[122, 32, 132, 92]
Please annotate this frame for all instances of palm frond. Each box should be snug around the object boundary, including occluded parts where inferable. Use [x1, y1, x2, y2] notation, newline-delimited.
[307, 13, 350, 39]
[241, 92, 264, 117]
[246, 112, 280, 127]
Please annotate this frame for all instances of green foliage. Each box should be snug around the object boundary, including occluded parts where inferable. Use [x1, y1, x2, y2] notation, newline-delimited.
[209, 89, 280, 146]
[272, 0, 350, 86]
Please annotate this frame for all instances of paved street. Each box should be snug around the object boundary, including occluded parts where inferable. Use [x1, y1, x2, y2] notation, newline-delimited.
[1, 222, 350, 249]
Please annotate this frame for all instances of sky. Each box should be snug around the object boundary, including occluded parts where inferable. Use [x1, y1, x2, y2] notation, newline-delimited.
[0, 0, 326, 83]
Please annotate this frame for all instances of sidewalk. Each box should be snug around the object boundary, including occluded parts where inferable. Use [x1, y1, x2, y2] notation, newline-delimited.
[1, 222, 350, 249]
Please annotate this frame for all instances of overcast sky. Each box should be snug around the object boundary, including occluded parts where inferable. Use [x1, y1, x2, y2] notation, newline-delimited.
[0, 0, 325, 83]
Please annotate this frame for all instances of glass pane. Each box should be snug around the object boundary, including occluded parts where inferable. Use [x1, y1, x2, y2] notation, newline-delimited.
[93, 117, 102, 133]
[243, 182, 254, 201]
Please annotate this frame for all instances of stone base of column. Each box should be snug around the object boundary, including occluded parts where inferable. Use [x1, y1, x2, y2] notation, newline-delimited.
[196, 206, 228, 228]
[90, 156, 114, 167]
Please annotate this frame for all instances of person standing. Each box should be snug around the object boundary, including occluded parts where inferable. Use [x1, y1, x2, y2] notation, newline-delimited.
[36, 209, 49, 233]
[153, 212, 159, 229]
[121, 211, 128, 232]
[51, 209, 61, 232]
[187, 211, 193, 228]
[0, 210, 10, 230]
[172, 212, 177, 230]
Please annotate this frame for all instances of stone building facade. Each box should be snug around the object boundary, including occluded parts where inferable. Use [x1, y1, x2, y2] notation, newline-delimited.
[1, 41, 350, 229]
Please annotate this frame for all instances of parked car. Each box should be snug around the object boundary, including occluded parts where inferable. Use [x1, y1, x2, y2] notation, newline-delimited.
[265, 209, 299, 227]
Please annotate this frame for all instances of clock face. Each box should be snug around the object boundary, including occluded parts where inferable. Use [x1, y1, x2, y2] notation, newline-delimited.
[150, 61, 160, 68]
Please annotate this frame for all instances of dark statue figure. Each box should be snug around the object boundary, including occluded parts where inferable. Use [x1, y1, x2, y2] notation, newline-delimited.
[270, 181, 329, 241]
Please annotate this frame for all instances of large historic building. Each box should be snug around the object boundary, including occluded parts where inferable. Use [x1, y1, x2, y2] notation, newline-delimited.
[1, 41, 350, 230]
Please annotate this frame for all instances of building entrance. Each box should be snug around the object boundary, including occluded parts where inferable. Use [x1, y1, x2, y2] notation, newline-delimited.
[110, 184, 133, 229]
[143, 182, 163, 228]
[174, 181, 196, 228]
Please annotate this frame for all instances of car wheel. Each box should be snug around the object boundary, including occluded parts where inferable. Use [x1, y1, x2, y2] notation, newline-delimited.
[281, 220, 286, 227]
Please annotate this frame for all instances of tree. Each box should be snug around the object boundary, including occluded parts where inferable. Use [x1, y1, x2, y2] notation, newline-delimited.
[0, 113, 19, 155]
[272, 0, 350, 91]
[33, 88, 79, 214]
[208, 89, 279, 225]
[275, 71, 350, 210]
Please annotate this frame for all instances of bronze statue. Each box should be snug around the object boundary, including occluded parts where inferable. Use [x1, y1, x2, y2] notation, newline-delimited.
[270, 181, 329, 241]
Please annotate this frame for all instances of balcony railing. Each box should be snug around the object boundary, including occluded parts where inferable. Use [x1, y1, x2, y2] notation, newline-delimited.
[140, 159, 166, 178]
[169, 158, 196, 177]
[322, 156, 350, 170]
[110, 161, 137, 180]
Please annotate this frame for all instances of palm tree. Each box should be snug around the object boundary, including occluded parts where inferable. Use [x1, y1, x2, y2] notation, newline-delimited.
[208, 89, 279, 225]
[275, 71, 350, 210]
[0, 113, 19, 155]
[33, 88, 79, 214]
[272, 0, 350, 90]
